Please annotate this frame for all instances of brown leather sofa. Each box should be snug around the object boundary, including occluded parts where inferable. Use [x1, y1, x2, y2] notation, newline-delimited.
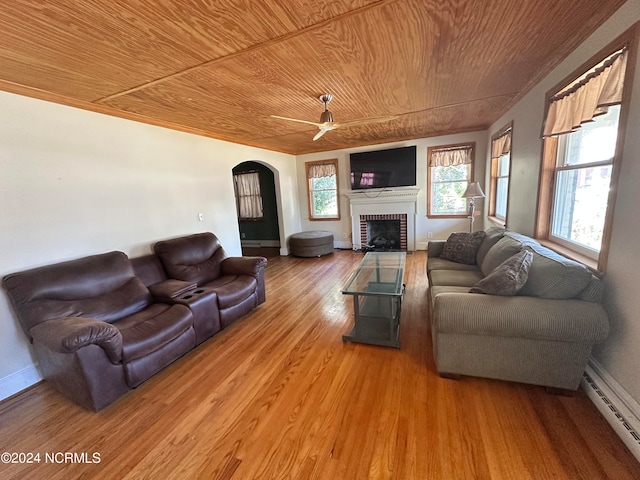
[2, 233, 267, 411]
[153, 232, 267, 330]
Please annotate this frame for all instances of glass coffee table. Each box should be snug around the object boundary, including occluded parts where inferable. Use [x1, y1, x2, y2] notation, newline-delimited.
[342, 251, 406, 348]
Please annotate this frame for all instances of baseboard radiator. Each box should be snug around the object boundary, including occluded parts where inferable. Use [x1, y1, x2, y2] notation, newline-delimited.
[582, 361, 640, 462]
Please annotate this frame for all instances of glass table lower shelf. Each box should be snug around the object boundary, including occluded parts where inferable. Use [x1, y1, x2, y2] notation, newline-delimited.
[342, 252, 406, 348]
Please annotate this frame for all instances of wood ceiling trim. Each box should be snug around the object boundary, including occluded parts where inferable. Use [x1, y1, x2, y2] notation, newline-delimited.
[96, 0, 398, 104]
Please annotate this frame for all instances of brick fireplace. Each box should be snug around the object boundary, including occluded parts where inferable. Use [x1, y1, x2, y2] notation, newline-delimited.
[360, 214, 407, 250]
[346, 188, 419, 251]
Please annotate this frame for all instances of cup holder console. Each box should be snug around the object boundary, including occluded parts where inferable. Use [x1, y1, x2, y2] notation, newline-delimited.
[180, 288, 209, 301]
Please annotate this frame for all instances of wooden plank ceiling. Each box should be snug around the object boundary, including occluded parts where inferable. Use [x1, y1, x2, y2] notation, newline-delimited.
[0, 0, 626, 155]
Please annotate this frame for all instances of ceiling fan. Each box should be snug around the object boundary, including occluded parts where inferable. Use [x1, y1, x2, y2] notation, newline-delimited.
[270, 94, 398, 141]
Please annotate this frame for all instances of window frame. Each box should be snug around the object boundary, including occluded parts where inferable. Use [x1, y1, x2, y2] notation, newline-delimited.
[489, 122, 513, 226]
[548, 115, 618, 259]
[306, 158, 341, 221]
[427, 142, 475, 218]
[535, 25, 638, 271]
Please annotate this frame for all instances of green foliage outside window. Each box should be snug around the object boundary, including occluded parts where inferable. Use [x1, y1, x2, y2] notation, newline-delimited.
[311, 175, 338, 217]
[431, 164, 469, 214]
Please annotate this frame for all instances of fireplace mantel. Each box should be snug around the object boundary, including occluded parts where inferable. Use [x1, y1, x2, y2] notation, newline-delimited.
[346, 188, 420, 251]
[345, 187, 420, 204]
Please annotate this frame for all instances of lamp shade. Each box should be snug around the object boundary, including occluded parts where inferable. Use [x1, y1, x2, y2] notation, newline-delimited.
[462, 182, 485, 198]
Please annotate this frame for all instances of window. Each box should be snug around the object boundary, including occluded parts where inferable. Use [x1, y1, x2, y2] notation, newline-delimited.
[537, 31, 635, 270]
[550, 105, 619, 254]
[427, 143, 474, 217]
[306, 159, 340, 220]
[489, 124, 512, 223]
[233, 170, 263, 220]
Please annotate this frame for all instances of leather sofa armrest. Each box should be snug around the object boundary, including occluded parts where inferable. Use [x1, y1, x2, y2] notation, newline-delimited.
[30, 317, 123, 364]
[221, 256, 267, 277]
[148, 279, 197, 300]
[428, 241, 446, 258]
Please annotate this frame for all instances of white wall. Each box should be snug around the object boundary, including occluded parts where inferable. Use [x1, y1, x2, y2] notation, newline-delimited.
[295, 132, 488, 250]
[0, 90, 298, 400]
[487, 0, 640, 404]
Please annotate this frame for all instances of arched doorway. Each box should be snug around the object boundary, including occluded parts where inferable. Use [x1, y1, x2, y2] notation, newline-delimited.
[232, 161, 281, 257]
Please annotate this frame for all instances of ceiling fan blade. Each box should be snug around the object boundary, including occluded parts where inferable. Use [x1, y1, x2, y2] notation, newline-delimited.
[270, 115, 323, 127]
[334, 115, 398, 129]
[313, 129, 329, 141]
[312, 124, 338, 141]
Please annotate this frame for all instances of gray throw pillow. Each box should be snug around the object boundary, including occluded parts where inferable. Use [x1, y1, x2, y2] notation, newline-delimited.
[439, 231, 486, 265]
[470, 250, 533, 295]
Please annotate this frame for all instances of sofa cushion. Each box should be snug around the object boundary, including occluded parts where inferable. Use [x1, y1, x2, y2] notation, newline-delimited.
[476, 227, 505, 266]
[430, 285, 474, 297]
[470, 250, 533, 296]
[203, 275, 257, 310]
[115, 303, 193, 362]
[501, 232, 593, 299]
[154, 233, 226, 286]
[439, 231, 486, 265]
[576, 275, 605, 303]
[480, 235, 523, 276]
[429, 269, 484, 287]
[2, 251, 152, 335]
[429, 286, 472, 310]
[427, 257, 481, 273]
[520, 247, 592, 299]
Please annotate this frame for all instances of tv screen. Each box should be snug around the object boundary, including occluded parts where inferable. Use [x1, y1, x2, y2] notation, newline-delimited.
[350, 146, 417, 190]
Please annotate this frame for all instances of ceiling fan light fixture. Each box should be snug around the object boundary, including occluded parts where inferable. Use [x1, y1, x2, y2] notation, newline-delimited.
[271, 92, 396, 141]
[320, 109, 333, 123]
[318, 93, 334, 123]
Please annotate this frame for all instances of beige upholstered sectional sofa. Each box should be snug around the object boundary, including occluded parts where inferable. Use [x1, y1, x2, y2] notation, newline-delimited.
[427, 228, 609, 391]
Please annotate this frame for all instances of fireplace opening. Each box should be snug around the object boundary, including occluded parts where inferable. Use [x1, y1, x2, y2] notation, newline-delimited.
[359, 213, 408, 251]
[366, 219, 401, 251]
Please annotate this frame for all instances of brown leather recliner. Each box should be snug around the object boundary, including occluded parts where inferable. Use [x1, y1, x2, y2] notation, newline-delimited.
[2, 251, 196, 411]
[153, 232, 267, 329]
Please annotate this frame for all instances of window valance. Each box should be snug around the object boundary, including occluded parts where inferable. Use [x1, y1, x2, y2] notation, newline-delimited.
[491, 129, 512, 159]
[429, 145, 473, 167]
[307, 162, 336, 179]
[542, 49, 627, 137]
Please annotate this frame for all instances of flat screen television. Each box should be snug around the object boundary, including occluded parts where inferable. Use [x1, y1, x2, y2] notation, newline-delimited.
[350, 145, 417, 190]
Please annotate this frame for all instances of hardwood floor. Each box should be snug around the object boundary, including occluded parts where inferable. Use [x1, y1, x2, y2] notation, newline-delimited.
[0, 250, 638, 479]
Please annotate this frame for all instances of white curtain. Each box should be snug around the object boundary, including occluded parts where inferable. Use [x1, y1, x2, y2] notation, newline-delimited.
[234, 171, 263, 219]
[543, 49, 627, 137]
[430, 145, 473, 167]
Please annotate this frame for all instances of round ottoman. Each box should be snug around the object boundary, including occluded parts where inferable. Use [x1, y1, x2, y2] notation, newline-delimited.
[289, 231, 334, 257]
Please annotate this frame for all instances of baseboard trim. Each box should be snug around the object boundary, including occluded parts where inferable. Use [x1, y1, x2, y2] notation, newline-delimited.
[416, 241, 429, 250]
[0, 364, 42, 402]
[582, 359, 640, 462]
[334, 240, 352, 250]
[241, 240, 280, 248]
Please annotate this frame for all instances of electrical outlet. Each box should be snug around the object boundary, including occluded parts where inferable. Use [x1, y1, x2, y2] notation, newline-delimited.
[343, 232, 350, 239]
[427, 231, 434, 238]
[198, 212, 204, 221]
